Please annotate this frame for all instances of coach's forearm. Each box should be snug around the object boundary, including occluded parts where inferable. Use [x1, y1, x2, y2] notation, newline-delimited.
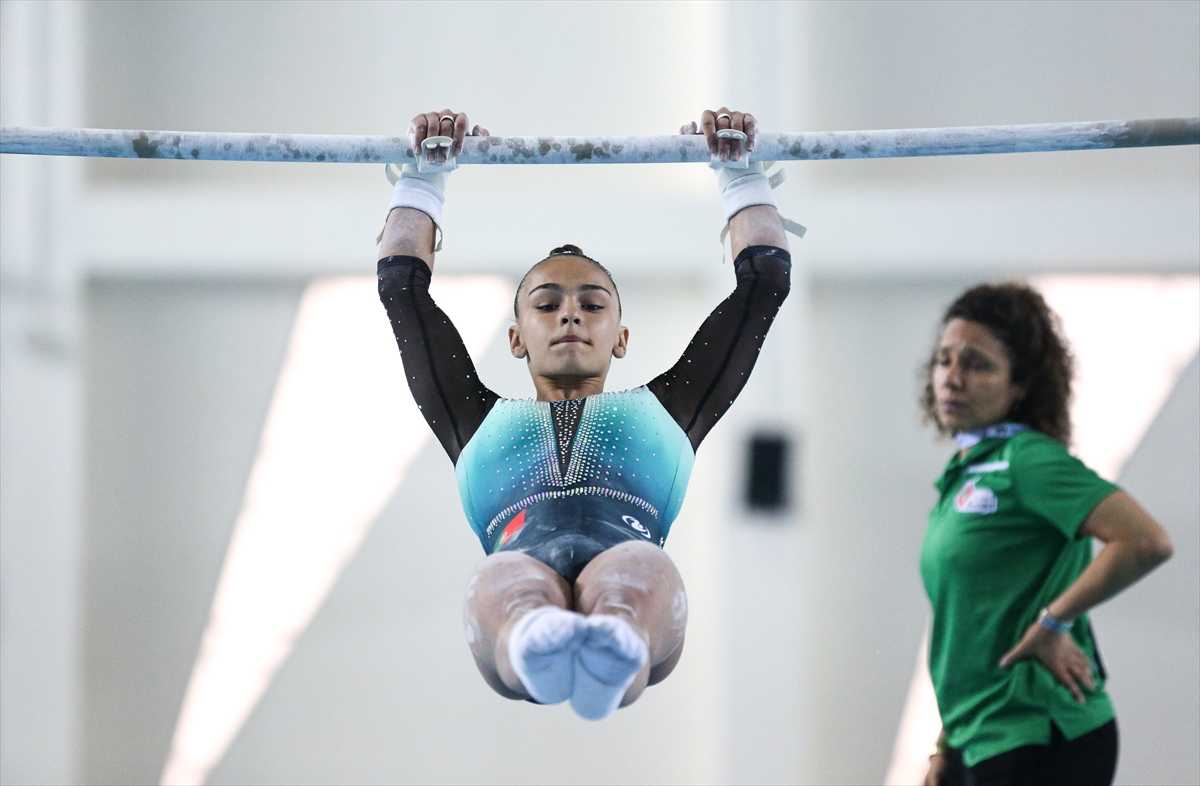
[1048, 491, 1172, 622]
[378, 207, 437, 270]
[729, 205, 788, 259]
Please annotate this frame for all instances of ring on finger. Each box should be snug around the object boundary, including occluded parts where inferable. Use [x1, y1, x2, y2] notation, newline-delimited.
[439, 115, 455, 125]
[716, 112, 732, 121]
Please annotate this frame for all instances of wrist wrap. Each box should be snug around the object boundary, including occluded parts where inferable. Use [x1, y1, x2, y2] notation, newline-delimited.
[716, 162, 778, 222]
[387, 163, 447, 225]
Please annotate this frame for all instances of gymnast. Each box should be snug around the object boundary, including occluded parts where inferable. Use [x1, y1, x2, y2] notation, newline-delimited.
[376, 107, 791, 719]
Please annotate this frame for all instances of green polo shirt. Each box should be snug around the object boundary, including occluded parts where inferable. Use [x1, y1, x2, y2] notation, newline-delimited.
[920, 427, 1119, 767]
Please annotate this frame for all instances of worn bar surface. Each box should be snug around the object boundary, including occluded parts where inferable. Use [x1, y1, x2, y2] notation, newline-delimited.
[2, 118, 1196, 164]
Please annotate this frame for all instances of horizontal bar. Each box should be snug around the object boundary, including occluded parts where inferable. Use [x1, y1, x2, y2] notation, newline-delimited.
[1, 118, 1196, 164]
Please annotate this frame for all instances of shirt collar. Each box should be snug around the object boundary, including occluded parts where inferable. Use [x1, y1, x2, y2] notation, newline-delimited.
[954, 422, 1027, 450]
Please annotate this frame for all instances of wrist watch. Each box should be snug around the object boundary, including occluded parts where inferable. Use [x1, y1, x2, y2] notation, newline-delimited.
[1037, 607, 1074, 635]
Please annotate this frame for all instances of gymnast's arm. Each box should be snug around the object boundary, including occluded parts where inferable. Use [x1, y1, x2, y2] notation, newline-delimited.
[377, 211, 498, 464]
[375, 111, 498, 464]
[647, 204, 791, 451]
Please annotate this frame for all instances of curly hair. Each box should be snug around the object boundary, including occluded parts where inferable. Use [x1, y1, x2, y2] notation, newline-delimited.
[921, 282, 1074, 444]
[513, 244, 621, 318]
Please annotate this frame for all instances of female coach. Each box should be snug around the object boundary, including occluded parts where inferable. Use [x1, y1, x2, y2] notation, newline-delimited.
[921, 283, 1173, 785]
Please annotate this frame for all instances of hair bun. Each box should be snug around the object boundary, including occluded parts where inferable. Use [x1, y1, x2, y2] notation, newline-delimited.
[549, 244, 586, 257]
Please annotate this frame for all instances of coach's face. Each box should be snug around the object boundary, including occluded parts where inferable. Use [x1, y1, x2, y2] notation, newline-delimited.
[510, 256, 628, 394]
[933, 318, 1027, 434]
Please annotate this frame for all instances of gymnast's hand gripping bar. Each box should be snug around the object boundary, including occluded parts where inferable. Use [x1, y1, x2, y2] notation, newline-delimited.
[1, 118, 1196, 166]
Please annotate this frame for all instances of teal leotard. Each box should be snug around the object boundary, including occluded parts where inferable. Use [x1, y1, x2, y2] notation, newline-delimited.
[379, 246, 790, 579]
[457, 387, 694, 550]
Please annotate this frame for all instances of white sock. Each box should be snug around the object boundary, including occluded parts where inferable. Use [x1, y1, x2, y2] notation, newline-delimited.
[570, 615, 649, 721]
[507, 606, 587, 705]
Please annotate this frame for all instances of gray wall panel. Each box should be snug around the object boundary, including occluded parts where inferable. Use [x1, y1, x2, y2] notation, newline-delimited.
[83, 278, 303, 784]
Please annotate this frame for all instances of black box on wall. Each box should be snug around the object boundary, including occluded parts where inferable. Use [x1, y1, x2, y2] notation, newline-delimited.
[745, 432, 792, 513]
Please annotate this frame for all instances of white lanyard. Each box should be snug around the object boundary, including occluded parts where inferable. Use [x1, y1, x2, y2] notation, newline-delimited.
[954, 422, 1027, 450]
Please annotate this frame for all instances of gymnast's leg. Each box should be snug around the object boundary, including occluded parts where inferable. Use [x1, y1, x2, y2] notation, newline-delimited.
[462, 551, 573, 700]
[462, 543, 686, 717]
[574, 541, 688, 710]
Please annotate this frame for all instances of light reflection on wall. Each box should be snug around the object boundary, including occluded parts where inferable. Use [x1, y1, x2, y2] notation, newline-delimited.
[885, 274, 1200, 786]
[160, 274, 510, 786]
[1034, 275, 1200, 481]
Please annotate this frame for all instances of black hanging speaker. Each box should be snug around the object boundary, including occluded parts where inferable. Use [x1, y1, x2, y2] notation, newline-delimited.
[745, 433, 791, 512]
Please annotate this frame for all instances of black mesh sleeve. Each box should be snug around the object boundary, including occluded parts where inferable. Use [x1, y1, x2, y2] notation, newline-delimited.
[647, 245, 791, 451]
[377, 256, 499, 464]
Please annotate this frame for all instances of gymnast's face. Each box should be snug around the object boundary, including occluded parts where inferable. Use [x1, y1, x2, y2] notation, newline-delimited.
[932, 318, 1027, 435]
[509, 256, 628, 388]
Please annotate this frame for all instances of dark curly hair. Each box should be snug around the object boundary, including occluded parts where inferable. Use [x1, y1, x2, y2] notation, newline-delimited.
[921, 282, 1074, 444]
[513, 244, 621, 318]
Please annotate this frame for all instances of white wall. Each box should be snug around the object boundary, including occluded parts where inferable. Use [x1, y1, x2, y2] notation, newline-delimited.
[83, 279, 303, 784]
[1, 1, 1198, 784]
[0, 2, 85, 784]
[1101, 357, 1200, 785]
[806, 0, 1200, 186]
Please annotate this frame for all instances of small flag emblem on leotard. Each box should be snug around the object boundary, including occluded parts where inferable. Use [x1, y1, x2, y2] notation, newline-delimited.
[498, 509, 527, 547]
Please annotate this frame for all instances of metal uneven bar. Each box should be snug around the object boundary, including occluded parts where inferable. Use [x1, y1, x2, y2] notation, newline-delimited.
[1, 118, 1197, 164]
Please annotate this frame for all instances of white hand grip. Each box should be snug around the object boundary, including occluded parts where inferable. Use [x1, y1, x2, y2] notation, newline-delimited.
[711, 128, 750, 169]
[417, 135, 458, 173]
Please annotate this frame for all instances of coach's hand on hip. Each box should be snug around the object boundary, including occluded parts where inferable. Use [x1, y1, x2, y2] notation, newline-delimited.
[999, 622, 1095, 704]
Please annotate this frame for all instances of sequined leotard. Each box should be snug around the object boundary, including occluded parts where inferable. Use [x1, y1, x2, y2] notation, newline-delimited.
[378, 246, 790, 580]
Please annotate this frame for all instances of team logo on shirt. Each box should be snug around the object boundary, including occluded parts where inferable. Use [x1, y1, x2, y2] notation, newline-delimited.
[955, 477, 998, 515]
[497, 509, 527, 547]
[623, 515, 652, 538]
